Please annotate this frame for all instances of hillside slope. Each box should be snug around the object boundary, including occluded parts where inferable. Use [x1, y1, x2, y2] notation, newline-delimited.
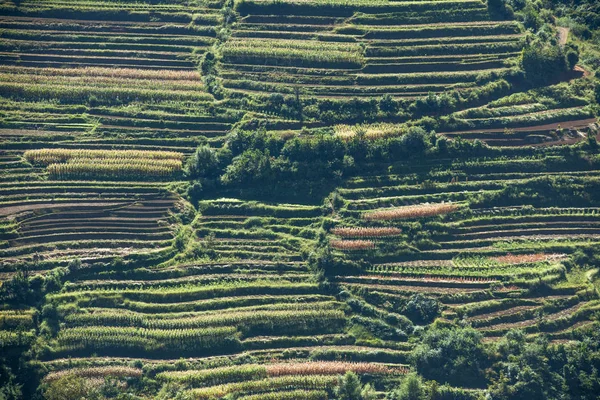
[0, 0, 599, 399]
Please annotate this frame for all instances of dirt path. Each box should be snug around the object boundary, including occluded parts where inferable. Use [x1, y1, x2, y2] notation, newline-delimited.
[440, 117, 598, 147]
[574, 65, 591, 78]
[558, 27, 569, 47]
[441, 117, 597, 135]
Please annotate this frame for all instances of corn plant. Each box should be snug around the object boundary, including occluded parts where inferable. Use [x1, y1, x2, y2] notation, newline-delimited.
[364, 203, 459, 220]
[330, 240, 376, 251]
[331, 227, 402, 238]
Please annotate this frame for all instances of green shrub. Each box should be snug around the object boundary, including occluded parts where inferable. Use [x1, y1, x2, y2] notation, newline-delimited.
[521, 41, 567, 85]
[412, 326, 487, 387]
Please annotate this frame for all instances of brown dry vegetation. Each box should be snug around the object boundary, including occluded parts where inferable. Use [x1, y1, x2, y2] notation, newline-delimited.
[331, 227, 402, 238]
[363, 203, 459, 221]
[44, 366, 143, 382]
[330, 240, 376, 251]
[24, 149, 184, 165]
[265, 361, 404, 376]
[1, 66, 201, 81]
[493, 253, 565, 264]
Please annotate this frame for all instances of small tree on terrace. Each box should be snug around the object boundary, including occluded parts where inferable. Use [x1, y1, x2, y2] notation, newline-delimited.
[389, 373, 427, 400]
[379, 94, 400, 116]
[220, 149, 273, 186]
[401, 127, 428, 155]
[403, 294, 440, 324]
[335, 371, 365, 400]
[566, 49, 579, 69]
[186, 145, 220, 179]
[488, 0, 513, 18]
[412, 326, 487, 387]
[521, 41, 567, 85]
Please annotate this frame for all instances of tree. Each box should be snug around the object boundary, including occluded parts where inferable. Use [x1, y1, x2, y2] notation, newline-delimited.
[200, 51, 216, 75]
[435, 136, 448, 154]
[335, 371, 363, 400]
[487, 0, 503, 11]
[403, 294, 440, 324]
[220, 149, 273, 186]
[0, 271, 30, 304]
[489, 328, 600, 400]
[521, 4, 542, 31]
[487, 0, 513, 19]
[388, 373, 427, 400]
[361, 383, 377, 400]
[488, 334, 562, 400]
[521, 41, 567, 85]
[0, 364, 22, 400]
[186, 145, 220, 179]
[379, 94, 399, 116]
[586, 131, 598, 150]
[156, 382, 193, 400]
[412, 326, 487, 386]
[267, 93, 285, 113]
[294, 87, 304, 121]
[401, 128, 428, 155]
[566, 49, 579, 69]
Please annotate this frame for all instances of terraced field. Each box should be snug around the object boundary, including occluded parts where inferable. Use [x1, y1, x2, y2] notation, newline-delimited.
[440, 82, 599, 146]
[225, 0, 524, 99]
[32, 199, 413, 398]
[0, 0, 242, 160]
[330, 153, 600, 343]
[1, 0, 599, 399]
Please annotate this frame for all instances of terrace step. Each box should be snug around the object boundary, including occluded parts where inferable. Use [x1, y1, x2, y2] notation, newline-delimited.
[10, 231, 174, 246]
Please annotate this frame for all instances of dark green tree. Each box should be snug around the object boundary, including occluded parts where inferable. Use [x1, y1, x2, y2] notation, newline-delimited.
[186, 145, 220, 179]
[379, 94, 400, 116]
[521, 41, 567, 85]
[335, 372, 364, 400]
[489, 333, 562, 400]
[388, 373, 427, 400]
[403, 294, 440, 324]
[566, 50, 579, 69]
[488, 0, 513, 18]
[221, 149, 273, 186]
[412, 326, 487, 386]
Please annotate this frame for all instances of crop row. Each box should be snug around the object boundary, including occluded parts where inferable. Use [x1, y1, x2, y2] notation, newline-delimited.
[235, 0, 487, 16]
[330, 240, 375, 251]
[0, 66, 201, 81]
[1, 30, 214, 47]
[24, 148, 184, 164]
[334, 123, 408, 140]
[54, 326, 240, 355]
[13, 1, 221, 24]
[0, 72, 204, 92]
[75, 294, 333, 314]
[49, 281, 322, 304]
[44, 366, 142, 382]
[363, 203, 459, 220]
[63, 308, 345, 334]
[330, 227, 402, 238]
[46, 159, 182, 179]
[0, 81, 213, 104]
[189, 375, 338, 400]
[366, 264, 558, 279]
[159, 361, 398, 387]
[366, 42, 522, 57]
[23, 148, 184, 179]
[221, 38, 365, 68]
